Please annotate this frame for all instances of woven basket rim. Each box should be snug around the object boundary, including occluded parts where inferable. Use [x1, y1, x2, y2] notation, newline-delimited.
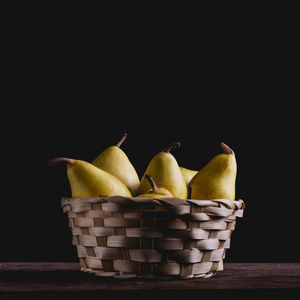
[61, 196, 245, 212]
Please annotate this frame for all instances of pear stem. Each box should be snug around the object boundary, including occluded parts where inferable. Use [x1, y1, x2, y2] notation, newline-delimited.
[145, 174, 158, 193]
[220, 142, 233, 154]
[115, 133, 128, 147]
[48, 157, 73, 166]
[164, 141, 180, 153]
[187, 184, 192, 199]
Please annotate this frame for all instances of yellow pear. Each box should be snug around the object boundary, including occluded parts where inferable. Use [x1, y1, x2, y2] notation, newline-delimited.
[92, 133, 140, 195]
[137, 142, 187, 199]
[49, 157, 132, 197]
[190, 142, 237, 201]
[179, 166, 198, 184]
[137, 174, 174, 198]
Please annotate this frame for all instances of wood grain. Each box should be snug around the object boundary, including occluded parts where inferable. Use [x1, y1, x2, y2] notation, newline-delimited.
[0, 262, 300, 295]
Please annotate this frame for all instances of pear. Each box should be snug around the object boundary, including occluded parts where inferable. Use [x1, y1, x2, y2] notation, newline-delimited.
[92, 133, 140, 196]
[137, 142, 187, 199]
[190, 142, 237, 201]
[49, 157, 132, 197]
[179, 167, 198, 184]
[137, 174, 174, 198]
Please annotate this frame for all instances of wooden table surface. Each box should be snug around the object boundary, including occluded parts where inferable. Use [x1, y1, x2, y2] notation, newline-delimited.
[0, 262, 299, 298]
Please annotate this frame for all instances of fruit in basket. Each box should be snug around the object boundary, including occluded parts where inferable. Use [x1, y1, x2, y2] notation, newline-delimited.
[48, 157, 132, 197]
[92, 133, 140, 195]
[190, 142, 237, 201]
[137, 174, 173, 198]
[179, 167, 197, 184]
[137, 142, 187, 199]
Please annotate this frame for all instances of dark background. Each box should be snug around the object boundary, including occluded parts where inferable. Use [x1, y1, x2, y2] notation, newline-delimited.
[1, 8, 299, 264]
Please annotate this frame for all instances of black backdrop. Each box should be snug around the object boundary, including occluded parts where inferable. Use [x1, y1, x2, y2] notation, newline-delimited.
[2, 14, 299, 263]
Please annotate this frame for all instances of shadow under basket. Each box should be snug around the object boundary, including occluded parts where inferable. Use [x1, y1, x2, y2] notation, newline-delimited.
[61, 196, 245, 279]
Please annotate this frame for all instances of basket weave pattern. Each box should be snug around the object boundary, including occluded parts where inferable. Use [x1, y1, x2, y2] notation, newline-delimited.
[61, 196, 244, 279]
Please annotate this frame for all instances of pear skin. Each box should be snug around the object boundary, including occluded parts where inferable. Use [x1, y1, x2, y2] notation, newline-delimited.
[179, 167, 198, 184]
[137, 193, 172, 199]
[137, 142, 187, 199]
[190, 142, 237, 201]
[92, 133, 140, 195]
[137, 174, 173, 198]
[49, 157, 132, 197]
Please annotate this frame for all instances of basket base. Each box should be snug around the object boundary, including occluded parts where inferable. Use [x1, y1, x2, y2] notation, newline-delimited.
[80, 266, 218, 280]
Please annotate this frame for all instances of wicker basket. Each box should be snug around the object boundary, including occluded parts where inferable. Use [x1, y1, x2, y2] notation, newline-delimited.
[61, 196, 245, 279]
